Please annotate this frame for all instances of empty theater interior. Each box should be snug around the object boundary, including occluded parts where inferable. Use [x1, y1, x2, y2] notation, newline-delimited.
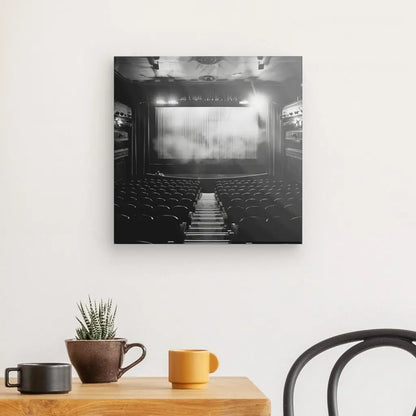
[114, 56, 302, 244]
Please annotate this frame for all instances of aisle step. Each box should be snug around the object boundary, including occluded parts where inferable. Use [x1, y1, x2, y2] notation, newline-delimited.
[186, 232, 227, 236]
[185, 235, 227, 241]
[185, 240, 229, 243]
[189, 226, 224, 231]
[191, 221, 223, 225]
[185, 193, 229, 244]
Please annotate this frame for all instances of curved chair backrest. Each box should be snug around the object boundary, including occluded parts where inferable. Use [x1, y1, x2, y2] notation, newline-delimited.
[172, 192, 183, 200]
[283, 329, 416, 416]
[154, 215, 182, 243]
[155, 204, 171, 217]
[231, 198, 244, 206]
[114, 213, 132, 243]
[283, 203, 301, 217]
[127, 195, 138, 203]
[184, 192, 195, 200]
[245, 198, 257, 207]
[179, 198, 194, 211]
[245, 205, 266, 219]
[259, 198, 273, 208]
[220, 195, 231, 205]
[141, 197, 154, 206]
[227, 205, 245, 224]
[238, 216, 267, 242]
[171, 205, 190, 223]
[154, 197, 167, 206]
[166, 198, 179, 208]
[265, 204, 287, 219]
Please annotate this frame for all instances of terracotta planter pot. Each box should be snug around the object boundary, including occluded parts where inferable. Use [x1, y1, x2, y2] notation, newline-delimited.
[65, 338, 146, 383]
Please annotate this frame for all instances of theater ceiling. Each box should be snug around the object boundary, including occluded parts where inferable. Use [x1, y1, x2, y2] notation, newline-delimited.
[115, 56, 301, 84]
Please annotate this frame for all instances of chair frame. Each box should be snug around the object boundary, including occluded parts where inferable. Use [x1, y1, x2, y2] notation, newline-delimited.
[283, 329, 416, 416]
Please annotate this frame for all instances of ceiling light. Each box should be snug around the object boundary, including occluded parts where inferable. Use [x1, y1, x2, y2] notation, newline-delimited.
[167, 99, 178, 105]
[249, 94, 268, 111]
[199, 75, 216, 82]
[155, 99, 166, 105]
[239, 100, 249, 105]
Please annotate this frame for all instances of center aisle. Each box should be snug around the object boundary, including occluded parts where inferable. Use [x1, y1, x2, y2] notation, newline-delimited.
[185, 193, 229, 244]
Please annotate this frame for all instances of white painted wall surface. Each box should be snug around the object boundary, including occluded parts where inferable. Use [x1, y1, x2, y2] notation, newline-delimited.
[1, 1, 416, 414]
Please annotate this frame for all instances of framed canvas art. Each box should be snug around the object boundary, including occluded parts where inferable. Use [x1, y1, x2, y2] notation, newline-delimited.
[114, 56, 302, 244]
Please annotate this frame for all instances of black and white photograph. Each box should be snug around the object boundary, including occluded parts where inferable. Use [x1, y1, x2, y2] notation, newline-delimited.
[114, 56, 302, 243]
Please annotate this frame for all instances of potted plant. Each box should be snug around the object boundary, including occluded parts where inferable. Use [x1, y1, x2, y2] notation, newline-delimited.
[65, 297, 146, 383]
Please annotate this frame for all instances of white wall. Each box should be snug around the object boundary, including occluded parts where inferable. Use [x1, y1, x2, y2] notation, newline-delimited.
[1, 1, 416, 415]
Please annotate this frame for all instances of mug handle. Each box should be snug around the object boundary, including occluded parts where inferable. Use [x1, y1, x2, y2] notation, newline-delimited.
[5, 367, 21, 388]
[118, 343, 147, 379]
[209, 353, 219, 373]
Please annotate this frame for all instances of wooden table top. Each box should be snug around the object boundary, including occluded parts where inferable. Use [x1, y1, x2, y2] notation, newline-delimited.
[0, 377, 271, 416]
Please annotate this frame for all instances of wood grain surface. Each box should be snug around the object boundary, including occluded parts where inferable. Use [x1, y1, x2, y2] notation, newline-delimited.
[0, 377, 271, 416]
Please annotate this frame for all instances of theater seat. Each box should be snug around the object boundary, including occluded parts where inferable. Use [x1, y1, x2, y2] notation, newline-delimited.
[127, 196, 138, 204]
[114, 214, 133, 243]
[138, 204, 155, 216]
[231, 216, 268, 243]
[266, 216, 301, 243]
[155, 205, 171, 217]
[219, 195, 231, 207]
[179, 198, 195, 211]
[265, 204, 290, 220]
[245, 198, 257, 207]
[153, 215, 186, 243]
[288, 216, 302, 243]
[154, 197, 166, 206]
[225, 205, 245, 226]
[122, 203, 138, 218]
[141, 197, 154, 206]
[230, 198, 244, 207]
[184, 192, 195, 201]
[245, 206, 267, 219]
[132, 214, 155, 243]
[259, 198, 273, 208]
[284, 203, 302, 217]
[172, 193, 183, 200]
[273, 197, 285, 206]
[166, 198, 179, 208]
[171, 205, 192, 227]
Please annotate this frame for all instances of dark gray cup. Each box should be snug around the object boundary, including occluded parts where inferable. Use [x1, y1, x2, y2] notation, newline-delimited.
[5, 363, 72, 394]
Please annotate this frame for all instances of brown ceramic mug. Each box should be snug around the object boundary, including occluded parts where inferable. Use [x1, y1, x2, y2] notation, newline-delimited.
[65, 338, 146, 383]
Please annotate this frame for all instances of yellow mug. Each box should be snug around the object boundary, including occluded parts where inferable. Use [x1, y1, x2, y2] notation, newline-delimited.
[169, 349, 219, 389]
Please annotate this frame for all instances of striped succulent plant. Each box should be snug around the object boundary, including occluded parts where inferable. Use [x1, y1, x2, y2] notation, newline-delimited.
[75, 297, 117, 340]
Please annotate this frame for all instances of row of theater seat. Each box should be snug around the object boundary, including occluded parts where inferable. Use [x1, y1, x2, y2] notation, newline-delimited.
[215, 178, 302, 243]
[114, 178, 201, 243]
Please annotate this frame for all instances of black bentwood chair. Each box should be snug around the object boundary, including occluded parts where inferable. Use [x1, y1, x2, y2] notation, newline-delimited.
[283, 329, 416, 416]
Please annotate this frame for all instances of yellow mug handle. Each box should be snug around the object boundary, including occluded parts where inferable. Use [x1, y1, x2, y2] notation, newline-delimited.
[209, 353, 219, 373]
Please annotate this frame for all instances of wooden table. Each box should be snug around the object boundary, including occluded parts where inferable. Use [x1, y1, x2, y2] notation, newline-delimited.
[0, 377, 271, 416]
